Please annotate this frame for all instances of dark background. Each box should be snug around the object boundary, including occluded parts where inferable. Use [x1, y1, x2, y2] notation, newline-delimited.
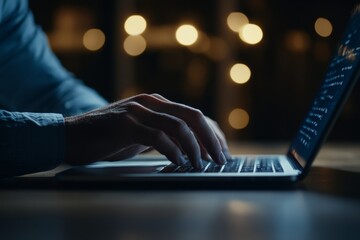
[29, 0, 360, 142]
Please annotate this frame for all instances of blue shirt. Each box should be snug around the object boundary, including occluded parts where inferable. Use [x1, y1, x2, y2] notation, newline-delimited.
[0, 0, 107, 177]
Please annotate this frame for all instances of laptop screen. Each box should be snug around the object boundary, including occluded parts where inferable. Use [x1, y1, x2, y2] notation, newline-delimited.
[289, 6, 360, 169]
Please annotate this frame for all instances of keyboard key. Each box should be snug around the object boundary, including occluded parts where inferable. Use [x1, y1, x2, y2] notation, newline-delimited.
[222, 159, 241, 173]
[205, 162, 223, 173]
[256, 167, 273, 172]
[189, 162, 209, 173]
[174, 166, 193, 173]
[256, 158, 274, 172]
[240, 158, 255, 172]
[160, 163, 179, 173]
[273, 159, 284, 172]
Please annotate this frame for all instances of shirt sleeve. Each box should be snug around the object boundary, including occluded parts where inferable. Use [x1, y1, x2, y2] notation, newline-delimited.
[0, 0, 108, 177]
[0, 0, 108, 116]
[0, 110, 65, 177]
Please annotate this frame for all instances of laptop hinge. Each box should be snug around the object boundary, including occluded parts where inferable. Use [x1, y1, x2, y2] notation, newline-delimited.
[286, 153, 304, 172]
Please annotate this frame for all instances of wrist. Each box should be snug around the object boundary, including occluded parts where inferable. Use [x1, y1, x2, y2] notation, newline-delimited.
[64, 115, 83, 165]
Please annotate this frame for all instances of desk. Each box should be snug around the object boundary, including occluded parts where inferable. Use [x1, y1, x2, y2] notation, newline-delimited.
[1, 142, 360, 240]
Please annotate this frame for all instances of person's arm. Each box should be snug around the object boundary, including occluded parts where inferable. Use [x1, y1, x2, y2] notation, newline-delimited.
[0, 0, 107, 115]
[0, 0, 106, 177]
[0, 1, 230, 177]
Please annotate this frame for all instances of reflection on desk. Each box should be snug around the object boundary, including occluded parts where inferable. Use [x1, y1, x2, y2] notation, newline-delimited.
[1, 142, 360, 240]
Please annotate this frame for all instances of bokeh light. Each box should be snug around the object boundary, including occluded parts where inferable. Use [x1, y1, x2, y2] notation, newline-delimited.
[124, 15, 147, 36]
[230, 63, 251, 84]
[227, 12, 249, 32]
[123, 35, 147, 56]
[228, 108, 250, 130]
[314, 17, 333, 37]
[175, 24, 199, 46]
[239, 23, 263, 45]
[83, 28, 105, 51]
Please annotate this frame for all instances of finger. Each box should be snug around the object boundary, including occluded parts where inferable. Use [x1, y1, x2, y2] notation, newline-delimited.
[126, 114, 189, 167]
[198, 142, 212, 160]
[126, 102, 203, 169]
[151, 94, 213, 160]
[153, 94, 230, 161]
[132, 94, 226, 165]
[145, 94, 226, 164]
[205, 117, 231, 159]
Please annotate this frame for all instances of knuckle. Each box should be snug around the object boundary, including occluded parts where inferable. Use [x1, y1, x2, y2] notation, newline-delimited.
[150, 93, 163, 98]
[133, 93, 150, 102]
[137, 93, 150, 98]
[172, 118, 188, 133]
[126, 102, 143, 112]
[190, 108, 204, 121]
[151, 130, 166, 143]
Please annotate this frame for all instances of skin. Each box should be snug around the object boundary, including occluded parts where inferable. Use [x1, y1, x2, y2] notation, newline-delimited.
[64, 93, 230, 169]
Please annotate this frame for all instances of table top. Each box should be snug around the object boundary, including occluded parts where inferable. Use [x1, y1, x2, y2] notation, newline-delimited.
[1, 142, 360, 240]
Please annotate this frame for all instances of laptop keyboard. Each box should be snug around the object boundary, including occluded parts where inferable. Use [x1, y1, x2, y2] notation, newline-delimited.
[160, 157, 284, 174]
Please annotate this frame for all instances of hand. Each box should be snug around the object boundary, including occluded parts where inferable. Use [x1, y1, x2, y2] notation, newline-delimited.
[64, 93, 229, 169]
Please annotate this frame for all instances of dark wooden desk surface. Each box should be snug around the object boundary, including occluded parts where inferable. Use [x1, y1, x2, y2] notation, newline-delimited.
[1, 142, 360, 240]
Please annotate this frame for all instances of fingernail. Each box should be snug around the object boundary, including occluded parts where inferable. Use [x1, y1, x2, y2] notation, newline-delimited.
[196, 159, 204, 169]
[219, 152, 227, 165]
[203, 153, 211, 160]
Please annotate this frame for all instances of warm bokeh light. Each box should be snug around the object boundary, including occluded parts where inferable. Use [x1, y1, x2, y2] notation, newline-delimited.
[228, 108, 250, 130]
[230, 63, 251, 84]
[239, 23, 263, 45]
[285, 31, 311, 53]
[123, 35, 147, 56]
[314, 17, 333, 37]
[124, 15, 147, 36]
[83, 28, 106, 51]
[227, 12, 249, 32]
[175, 24, 199, 46]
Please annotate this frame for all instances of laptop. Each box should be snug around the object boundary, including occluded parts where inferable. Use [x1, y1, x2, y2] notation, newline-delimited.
[58, 6, 360, 185]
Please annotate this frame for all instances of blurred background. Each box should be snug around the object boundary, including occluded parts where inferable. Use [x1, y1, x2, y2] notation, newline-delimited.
[29, 0, 360, 142]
